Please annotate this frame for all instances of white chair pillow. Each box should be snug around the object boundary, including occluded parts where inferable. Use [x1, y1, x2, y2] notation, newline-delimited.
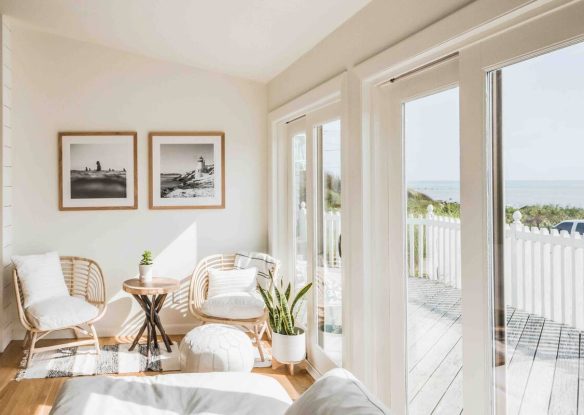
[207, 267, 258, 298]
[201, 292, 265, 319]
[12, 252, 70, 308]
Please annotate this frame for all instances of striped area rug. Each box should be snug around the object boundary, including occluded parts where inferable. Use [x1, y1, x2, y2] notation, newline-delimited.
[16, 343, 180, 380]
[16, 341, 272, 379]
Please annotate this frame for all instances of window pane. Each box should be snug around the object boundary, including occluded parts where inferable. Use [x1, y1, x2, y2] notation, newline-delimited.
[293, 133, 308, 327]
[293, 133, 308, 289]
[405, 87, 462, 414]
[493, 41, 584, 415]
[316, 119, 342, 365]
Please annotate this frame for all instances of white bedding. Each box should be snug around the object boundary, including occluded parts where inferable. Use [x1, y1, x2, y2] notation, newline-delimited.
[50, 372, 292, 415]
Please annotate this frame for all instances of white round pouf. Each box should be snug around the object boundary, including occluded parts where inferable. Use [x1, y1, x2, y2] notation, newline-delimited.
[179, 324, 255, 373]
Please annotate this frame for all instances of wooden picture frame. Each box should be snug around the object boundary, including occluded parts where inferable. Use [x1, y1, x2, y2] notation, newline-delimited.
[58, 131, 138, 211]
[149, 131, 225, 209]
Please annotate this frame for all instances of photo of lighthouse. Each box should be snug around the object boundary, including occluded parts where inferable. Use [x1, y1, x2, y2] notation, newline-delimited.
[159, 143, 215, 198]
[149, 132, 225, 209]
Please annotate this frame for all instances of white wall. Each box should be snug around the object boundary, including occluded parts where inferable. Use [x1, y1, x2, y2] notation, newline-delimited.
[0, 15, 14, 351]
[11, 26, 268, 337]
[268, 0, 474, 109]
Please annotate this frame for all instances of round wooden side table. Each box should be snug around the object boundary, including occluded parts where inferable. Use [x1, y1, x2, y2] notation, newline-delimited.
[123, 278, 180, 369]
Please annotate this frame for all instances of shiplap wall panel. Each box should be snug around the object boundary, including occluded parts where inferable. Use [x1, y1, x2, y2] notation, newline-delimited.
[1, 15, 13, 352]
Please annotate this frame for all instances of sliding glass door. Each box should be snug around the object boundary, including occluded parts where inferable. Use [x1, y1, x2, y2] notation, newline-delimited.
[385, 59, 461, 414]
[490, 40, 584, 415]
[287, 104, 343, 373]
[315, 119, 342, 367]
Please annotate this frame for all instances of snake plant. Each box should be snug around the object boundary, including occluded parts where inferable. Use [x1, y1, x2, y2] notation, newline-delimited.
[258, 270, 312, 336]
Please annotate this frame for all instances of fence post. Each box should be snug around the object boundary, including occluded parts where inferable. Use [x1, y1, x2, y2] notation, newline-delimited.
[408, 214, 415, 276]
[418, 215, 425, 278]
[510, 210, 522, 310]
[426, 205, 435, 279]
[297, 202, 307, 258]
[334, 211, 341, 266]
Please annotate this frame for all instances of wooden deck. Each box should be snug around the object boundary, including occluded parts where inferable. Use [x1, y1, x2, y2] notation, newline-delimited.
[408, 277, 584, 415]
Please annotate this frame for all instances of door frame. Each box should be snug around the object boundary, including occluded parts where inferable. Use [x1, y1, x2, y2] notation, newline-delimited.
[460, 2, 584, 413]
[268, 76, 346, 377]
[383, 58, 460, 414]
[305, 103, 344, 373]
[284, 104, 344, 373]
[355, 1, 584, 412]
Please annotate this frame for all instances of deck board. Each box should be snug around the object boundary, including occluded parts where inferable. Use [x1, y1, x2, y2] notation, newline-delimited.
[548, 326, 580, 415]
[506, 315, 545, 415]
[407, 277, 584, 415]
[519, 320, 562, 415]
[408, 315, 461, 397]
[432, 367, 463, 415]
[409, 339, 462, 415]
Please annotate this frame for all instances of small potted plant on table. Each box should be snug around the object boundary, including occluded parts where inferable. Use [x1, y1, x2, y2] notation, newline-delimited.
[139, 250, 153, 282]
[259, 273, 312, 366]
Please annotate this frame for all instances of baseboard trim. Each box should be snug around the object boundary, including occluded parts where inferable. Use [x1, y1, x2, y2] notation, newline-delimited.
[304, 359, 321, 380]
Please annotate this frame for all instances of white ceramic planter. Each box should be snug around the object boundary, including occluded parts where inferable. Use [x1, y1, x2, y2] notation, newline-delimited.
[139, 264, 153, 282]
[272, 329, 306, 363]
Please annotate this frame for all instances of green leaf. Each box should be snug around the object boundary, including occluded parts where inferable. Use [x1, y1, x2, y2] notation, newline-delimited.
[290, 282, 313, 315]
[284, 283, 291, 301]
[275, 286, 294, 334]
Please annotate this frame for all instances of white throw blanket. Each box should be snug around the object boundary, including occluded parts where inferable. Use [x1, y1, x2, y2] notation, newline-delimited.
[50, 372, 292, 415]
[234, 252, 278, 290]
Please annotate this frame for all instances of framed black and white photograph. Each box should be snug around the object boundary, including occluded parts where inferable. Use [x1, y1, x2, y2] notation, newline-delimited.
[149, 132, 225, 209]
[59, 132, 138, 210]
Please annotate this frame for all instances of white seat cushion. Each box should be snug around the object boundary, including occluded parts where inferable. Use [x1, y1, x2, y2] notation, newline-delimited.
[284, 368, 389, 415]
[25, 295, 99, 330]
[179, 324, 255, 373]
[207, 267, 258, 298]
[12, 252, 69, 308]
[202, 292, 265, 319]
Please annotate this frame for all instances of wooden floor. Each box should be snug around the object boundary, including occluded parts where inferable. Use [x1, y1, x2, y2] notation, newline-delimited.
[408, 277, 584, 415]
[0, 335, 313, 415]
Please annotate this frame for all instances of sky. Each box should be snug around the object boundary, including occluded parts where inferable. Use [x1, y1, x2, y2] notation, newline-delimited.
[405, 87, 459, 182]
[323, 119, 341, 177]
[160, 144, 214, 174]
[405, 40, 584, 182]
[70, 143, 129, 171]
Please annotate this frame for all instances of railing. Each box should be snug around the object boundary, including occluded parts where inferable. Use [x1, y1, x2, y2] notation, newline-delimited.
[408, 205, 462, 289]
[408, 206, 584, 330]
[296, 202, 342, 268]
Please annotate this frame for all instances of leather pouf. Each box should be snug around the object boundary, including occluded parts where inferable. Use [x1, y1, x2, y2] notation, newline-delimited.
[179, 324, 255, 373]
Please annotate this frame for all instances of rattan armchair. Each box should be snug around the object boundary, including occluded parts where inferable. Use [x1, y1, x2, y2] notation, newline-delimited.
[188, 253, 280, 361]
[14, 256, 107, 367]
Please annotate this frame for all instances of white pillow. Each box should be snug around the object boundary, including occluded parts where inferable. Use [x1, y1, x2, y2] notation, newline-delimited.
[285, 368, 389, 415]
[202, 292, 265, 319]
[207, 267, 258, 298]
[12, 252, 70, 308]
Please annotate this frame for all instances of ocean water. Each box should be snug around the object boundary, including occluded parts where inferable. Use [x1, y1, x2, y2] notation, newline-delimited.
[409, 180, 584, 208]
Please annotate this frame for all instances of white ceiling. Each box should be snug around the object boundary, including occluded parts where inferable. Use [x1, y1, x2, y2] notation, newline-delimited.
[0, 0, 372, 82]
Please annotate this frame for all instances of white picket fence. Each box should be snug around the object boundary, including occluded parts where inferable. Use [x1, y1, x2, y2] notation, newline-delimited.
[408, 206, 584, 330]
[296, 202, 342, 268]
[408, 205, 462, 289]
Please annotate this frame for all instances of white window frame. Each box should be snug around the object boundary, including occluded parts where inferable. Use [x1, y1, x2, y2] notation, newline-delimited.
[353, 0, 584, 413]
[269, 74, 355, 377]
[383, 59, 460, 413]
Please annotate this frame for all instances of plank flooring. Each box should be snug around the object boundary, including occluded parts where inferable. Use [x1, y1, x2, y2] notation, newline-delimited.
[0, 335, 313, 415]
[407, 277, 584, 415]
